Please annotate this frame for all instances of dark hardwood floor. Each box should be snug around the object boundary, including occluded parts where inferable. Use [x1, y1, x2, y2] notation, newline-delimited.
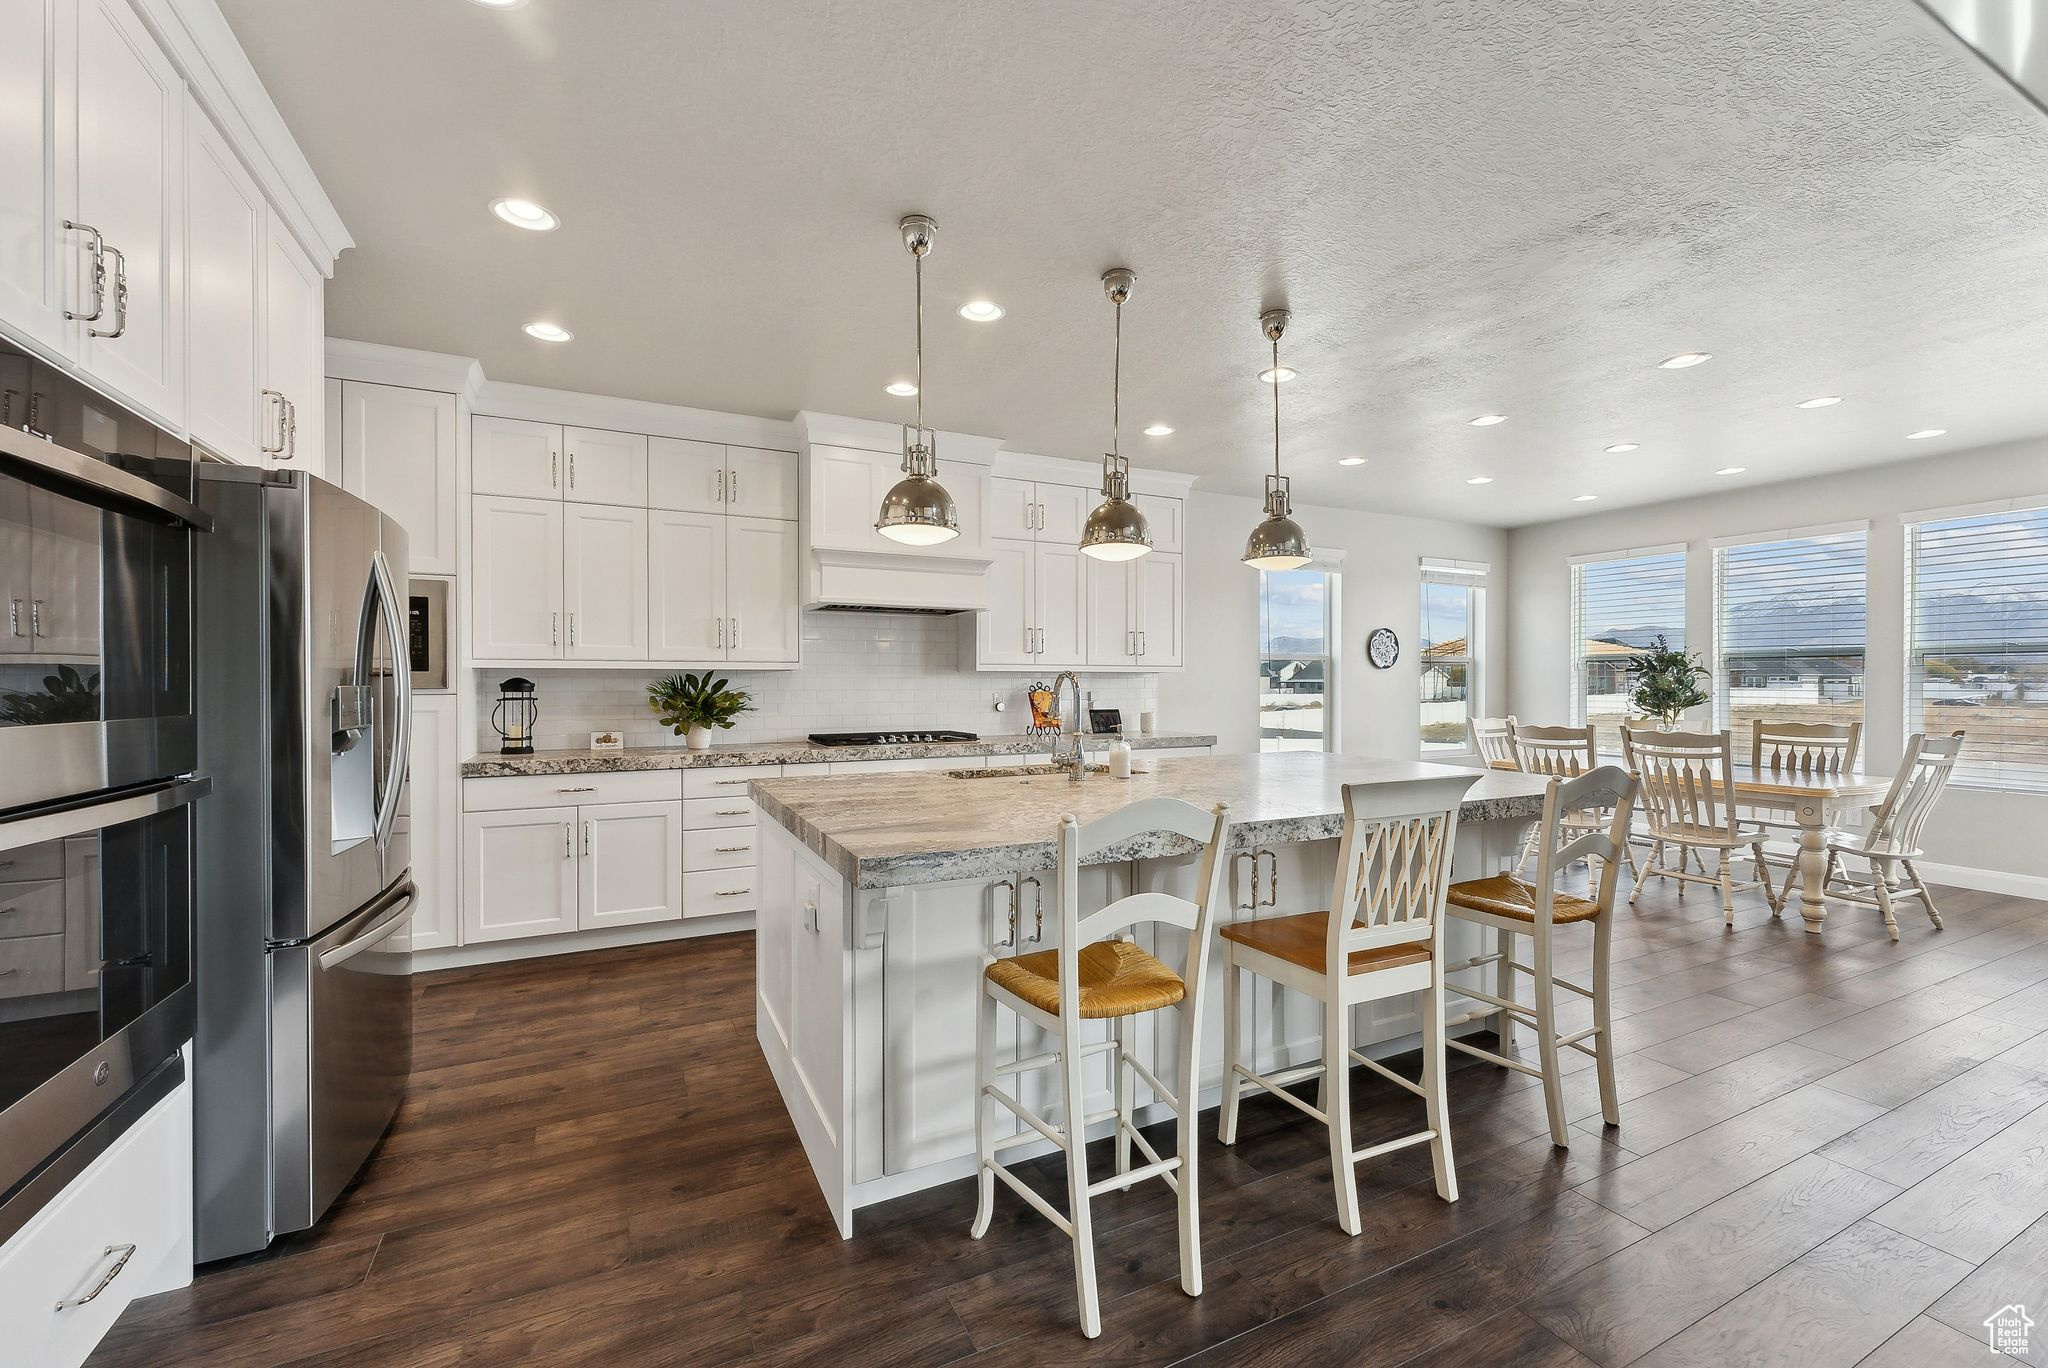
[90, 873, 2048, 1367]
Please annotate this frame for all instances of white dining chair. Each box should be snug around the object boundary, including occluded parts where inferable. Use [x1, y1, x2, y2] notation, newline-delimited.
[1623, 726, 1774, 925]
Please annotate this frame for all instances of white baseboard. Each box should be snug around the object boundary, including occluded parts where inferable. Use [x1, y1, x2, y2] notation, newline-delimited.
[1914, 862, 2048, 902]
[410, 912, 753, 972]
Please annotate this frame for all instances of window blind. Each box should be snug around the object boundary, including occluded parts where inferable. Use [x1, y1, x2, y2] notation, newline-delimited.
[1712, 530, 1867, 736]
[1907, 502, 2048, 792]
[1570, 549, 1686, 753]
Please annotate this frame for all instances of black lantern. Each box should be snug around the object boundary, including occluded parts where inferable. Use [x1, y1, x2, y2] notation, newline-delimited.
[492, 677, 539, 755]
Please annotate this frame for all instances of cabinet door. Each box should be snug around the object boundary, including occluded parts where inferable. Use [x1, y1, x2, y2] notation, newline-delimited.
[392, 694, 458, 953]
[1133, 494, 1183, 553]
[75, 0, 184, 426]
[1035, 482, 1092, 544]
[1136, 551, 1181, 667]
[987, 477, 1037, 540]
[807, 444, 884, 548]
[1, 479, 30, 656]
[470, 495, 563, 660]
[725, 516, 800, 665]
[648, 508, 725, 661]
[0, 0, 75, 357]
[1084, 557, 1135, 667]
[29, 488, 98, 657]
[463, 806, 578, 943]
[725, 446, 798, 520]
[337, 381, 458, 575]
[579, 800, 683, 930]
[979, 538, 1035, 668]
[563, 503, 647, 660]
[261, 216, 323, 476]
[646, 437, 726, 512]
[183, 103, 264, 465]
[473, 416, 562, 499]
[1036, 541, 1089, 668]
[564, 427, 647, 506]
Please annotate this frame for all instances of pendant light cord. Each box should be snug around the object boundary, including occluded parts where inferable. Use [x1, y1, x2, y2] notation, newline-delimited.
[1112, 295, 1122, 461]
[913, 248, 925, 438]
[1271, 334, 1282, 480]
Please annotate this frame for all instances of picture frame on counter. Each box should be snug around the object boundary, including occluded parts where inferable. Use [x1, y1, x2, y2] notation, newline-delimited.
[590, 731, 624, 751]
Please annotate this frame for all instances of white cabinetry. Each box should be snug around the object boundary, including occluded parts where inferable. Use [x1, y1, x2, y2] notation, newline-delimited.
[579, 800, 684, 930]
[988, 477, 1088, 543]
[334, 381, 459, 575]
[724, 516, 800, 665]
[392, 693, 458, 953]
[649, 508, 724, 659]
[808, 444, 988, 555]
[471, 495, 563, 660]
[183, 102, 263, 465]
[463, 805, 580, 943]
[259, 215, 322, 475]
[0, 0, 77, 356]
[563, 504, 648, 660]
[978, 537, 1085, 669]
[565, 427, 646, 506]
[1085, 551, 1182, 669]
[472, 416, 561, 499]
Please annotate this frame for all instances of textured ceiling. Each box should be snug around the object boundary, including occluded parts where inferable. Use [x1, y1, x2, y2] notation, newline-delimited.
[217, 0, 2048, 527]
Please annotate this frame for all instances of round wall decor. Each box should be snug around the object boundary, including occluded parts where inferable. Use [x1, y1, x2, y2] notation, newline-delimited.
[1366, 627, 1400, 669]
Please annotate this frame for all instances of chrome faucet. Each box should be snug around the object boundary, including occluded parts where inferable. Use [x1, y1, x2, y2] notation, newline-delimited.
[1049, 670, 1087, 782]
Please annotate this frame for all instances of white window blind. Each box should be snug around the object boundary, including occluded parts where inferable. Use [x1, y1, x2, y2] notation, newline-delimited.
[1570, 549, 1686, 753]
[1907, 501, 2048, 793]
[1712, 528, 1868, 737]
[1419, 560, 1485, 754]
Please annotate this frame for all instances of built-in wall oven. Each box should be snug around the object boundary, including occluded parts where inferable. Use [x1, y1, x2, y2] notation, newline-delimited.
[0, 337, 208, 1242]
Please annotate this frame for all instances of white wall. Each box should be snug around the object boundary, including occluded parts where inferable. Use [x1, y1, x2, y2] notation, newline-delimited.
[1158, 490, 1509, 758]
[1504, 438, 2048, 888]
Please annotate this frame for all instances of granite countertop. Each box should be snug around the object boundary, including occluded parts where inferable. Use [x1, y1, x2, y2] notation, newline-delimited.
[460, 732, 1219, 778]
[749, 752, 1552, 888]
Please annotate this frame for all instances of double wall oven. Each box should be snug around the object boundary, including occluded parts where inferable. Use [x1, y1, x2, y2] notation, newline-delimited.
[0, 338, 208, 1244]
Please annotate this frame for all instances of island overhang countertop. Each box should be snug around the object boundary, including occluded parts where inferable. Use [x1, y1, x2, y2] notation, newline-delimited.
[750, 752, 1552, 888]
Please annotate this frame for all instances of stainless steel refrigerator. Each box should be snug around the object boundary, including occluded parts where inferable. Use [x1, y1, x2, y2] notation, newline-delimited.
[191, 467, 415, 1262]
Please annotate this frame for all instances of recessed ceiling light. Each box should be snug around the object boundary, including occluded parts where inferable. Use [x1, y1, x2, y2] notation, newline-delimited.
[522, 322, 572, 343]
[1715, 466, 1746, 476]
[885, 381, 918, 397]
[489, 198, 557, 231]
[1659, 352, 1713, 369]
[1796, 396, 1843, 409]
[1465, 476, 1494, 485]
[1572, 493, 1599, 502]
[1143, 423, 1174, 437]
[958, 300, 1004, 322]
[1337, 456, 1367, 466]
[1604, 443, 1640, 454]
[1257, 366, 1297, 383]
[1468, 414, 1507, 426]
[1906, 428, 1946, 440]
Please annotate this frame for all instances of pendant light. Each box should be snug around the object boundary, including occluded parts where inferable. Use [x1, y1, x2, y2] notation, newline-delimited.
[1079, 267, 1153, 562]
[1242, 307, 1312, 571]
[875, 213, 961, 545]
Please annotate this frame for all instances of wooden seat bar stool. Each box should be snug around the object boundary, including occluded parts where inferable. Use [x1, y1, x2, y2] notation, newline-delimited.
[1623, 726, 1776, 925]
[1441, 766, 1640, 1147]
[1216, 773, 1476, 1235]
[969, 797, 1232, 1340]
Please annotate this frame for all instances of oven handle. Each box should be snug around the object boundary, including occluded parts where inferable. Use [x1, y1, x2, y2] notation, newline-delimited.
[317, 882, 416, 971]
[0, 778, 210, 855]
[0, 424, 212, 532]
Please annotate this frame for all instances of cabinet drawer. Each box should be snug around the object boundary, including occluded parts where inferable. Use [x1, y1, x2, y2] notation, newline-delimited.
[0, 1084, 190, 1368]
[685, 828, 758, 871]
[464, 770, 682, 812]
[684, 868, 758, 918]
[682, 764, 781, 799]
[0, 841, 66, 883]
[0, 880, 65, 939]
[0, 935, 65, 998]
[684, 797, 756, 830]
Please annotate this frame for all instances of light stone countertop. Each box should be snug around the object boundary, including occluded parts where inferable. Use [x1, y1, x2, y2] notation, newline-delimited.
[750, 752, 1553, 888]
[460, 732, 1219, 778]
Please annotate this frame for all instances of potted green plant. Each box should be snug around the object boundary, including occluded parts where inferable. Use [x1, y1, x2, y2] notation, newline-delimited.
[1625, 634, 1711, 730]
[648, 671, 752, 751]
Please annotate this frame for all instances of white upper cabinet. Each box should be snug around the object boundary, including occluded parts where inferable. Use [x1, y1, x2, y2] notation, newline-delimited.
[563, 503, 648, 659]
[471, 495, 563, 660]
[979, 538, 1035, 667]
[183, 100, 264, 465]
[987, 477, 1089, 543]
[564, 427, 646, 506]
[0, 0, 76, 358]
[988, 477, 1036, 540]
[726, 446, 797, 521]
[647, 437, 726, 513]
[648, 508, 725, 660]
[1136, 550, 1182, 666]
[1036, 482, 1090, 543]
[1132, 493, 1183, 554]
[260, 215, 322, 476]
[724, 515, 800, 665]
[75, 0, 185, 428]
[808, 444, 987, 555]
[1036, 541, 1088, 666]
[473, 416, 562, 499]
[1081, 550, 1182, 669]
[1085, 553, 1135, 667]
[336, 381, 458, 575]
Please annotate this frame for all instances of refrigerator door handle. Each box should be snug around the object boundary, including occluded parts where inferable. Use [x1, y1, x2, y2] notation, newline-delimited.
[316, 882, 416, 971]
[368, 550, 413, 856]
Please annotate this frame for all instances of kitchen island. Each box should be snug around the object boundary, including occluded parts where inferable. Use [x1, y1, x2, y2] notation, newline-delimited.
[749, 752, 1550, 1235]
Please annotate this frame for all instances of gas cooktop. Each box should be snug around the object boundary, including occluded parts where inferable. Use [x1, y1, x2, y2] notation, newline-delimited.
[806, 730, 980, 747]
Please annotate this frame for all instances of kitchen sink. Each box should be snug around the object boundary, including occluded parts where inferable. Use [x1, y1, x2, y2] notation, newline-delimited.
[946, 764, 1111, 779]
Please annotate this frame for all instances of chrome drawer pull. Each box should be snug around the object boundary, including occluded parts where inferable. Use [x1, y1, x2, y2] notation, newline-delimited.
[713, 807, 749, 816]
[556, 786, 598, 794]
[713, 845, 751, 854]
[715, 887, 751, 897]
[56, 1244, 135, 1310]
[714, 778, 749, 785]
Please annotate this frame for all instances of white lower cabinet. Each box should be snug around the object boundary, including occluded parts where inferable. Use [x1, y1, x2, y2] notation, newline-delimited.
[579, 800, 683, 929]
[463, 805, 580, 943]
[393, 694, 458, 953]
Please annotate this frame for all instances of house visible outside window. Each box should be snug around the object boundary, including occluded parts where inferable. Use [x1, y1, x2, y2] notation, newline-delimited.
[1712, 525, 1868, 736]
[1259, 564, 1338, 752]
[1419, 559, 1487, 754]
[1907, 499, 2048, 793]
[1570, 545, 1687, 754]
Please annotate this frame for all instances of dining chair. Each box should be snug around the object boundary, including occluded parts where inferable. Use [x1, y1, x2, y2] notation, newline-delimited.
[1623, 726, 1774, 924]
[969, 797, 1232, 1340]
[1468, 715, 1521, 770]
[1745, 720, 1863, 862]
[1215, 772, 1475, 1235]
[1513, 724, 1638, 881]
[1777, 731, 1964, 942]
[1442, 765, 1639, 1146]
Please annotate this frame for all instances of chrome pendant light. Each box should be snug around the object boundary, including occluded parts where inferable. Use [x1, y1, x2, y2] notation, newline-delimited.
[875, 213, 961, 546]
[1079, 267, 1153, 562]
[1242, 307, 1312, 571]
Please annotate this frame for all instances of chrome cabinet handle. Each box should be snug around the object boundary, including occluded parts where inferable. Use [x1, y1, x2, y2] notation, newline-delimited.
[716, 468, 726, 503]
[55, 1244, 136, 1311]
[285, 398, 298, 461]
[992, 878, 1017, 948]
[1231, 850, 1256, 911]
[730, 615, 740, 651]
[713, 844, 751, 853]
[716, 617, 723, 650]
[1139, 630, 1147, 656]
[556, 786, 597, 793]
[582, 820, 590, 856]
[62, 221, 106, 322]
[261, 390, 287, 455]
[713, 778, 748, 785]
[8, 599, 22, 637]
[568, 453, 575, 490]
[728, 468, 739, 504]
[715, 887, 751, 897]
[89, 244, 127, 339]
[713, 807, 749, 816]
[563, 824, 572, 859]
[551, 451, 559, 489]
[568, 613, 576, 648]
[1020, 875, 1044, 943]
[31, 600, 44, 637]
[1257, 848, 1278, 906]
[552, 611, 559, 648]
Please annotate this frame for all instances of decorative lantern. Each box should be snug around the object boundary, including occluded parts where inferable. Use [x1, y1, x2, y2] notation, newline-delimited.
[491, 676, 539, 755]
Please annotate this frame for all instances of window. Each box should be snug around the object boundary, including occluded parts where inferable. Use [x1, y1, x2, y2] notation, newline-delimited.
[1713, 526, 1868, 738]
[1259, 567, 1336, 751]
[1570, 546, 1687, 754]
[1907, 500, 2048, 792]
[1419, 560, 1486, 754]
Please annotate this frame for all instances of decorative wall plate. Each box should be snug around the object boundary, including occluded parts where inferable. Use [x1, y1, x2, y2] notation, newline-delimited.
[1367, 627, 1400, 669]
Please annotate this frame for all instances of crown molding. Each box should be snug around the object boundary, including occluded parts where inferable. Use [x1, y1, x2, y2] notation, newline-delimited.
[476, 380, 796, 450]
[795, 411, 1004, 466]
[326, 339, 485, 399]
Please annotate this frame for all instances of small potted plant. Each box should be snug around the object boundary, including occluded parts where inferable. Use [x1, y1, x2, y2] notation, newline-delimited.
[1625, 634, 1711, 730]
[648, 671, 752, 751]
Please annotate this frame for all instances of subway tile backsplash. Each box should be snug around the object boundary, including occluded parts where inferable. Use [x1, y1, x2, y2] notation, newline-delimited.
[476, 611, 1160, 753]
